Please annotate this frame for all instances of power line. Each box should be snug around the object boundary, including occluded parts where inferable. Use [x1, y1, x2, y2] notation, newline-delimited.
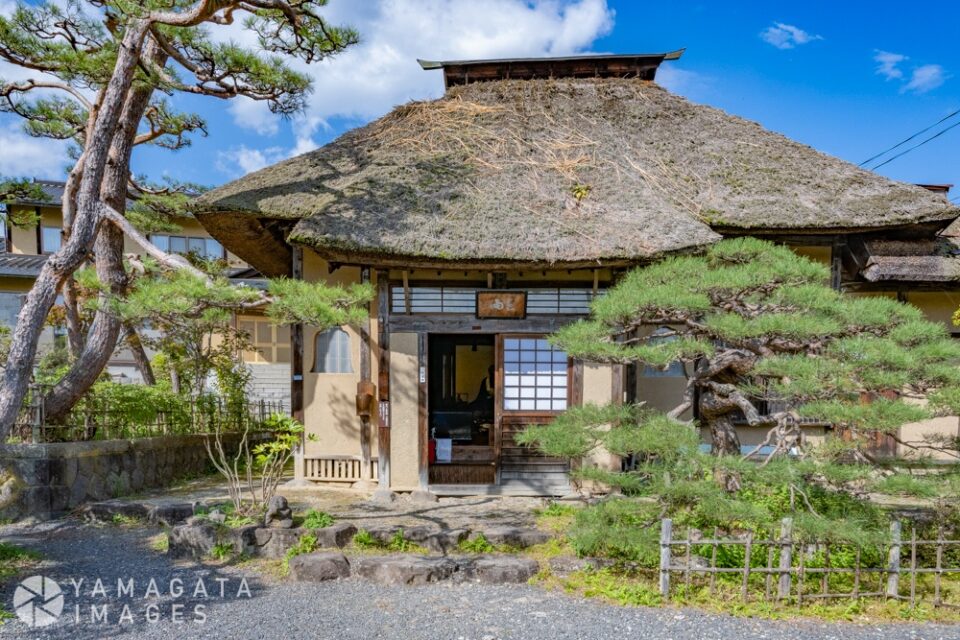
[860, 107, 960, 168]
[869, 118, 960, 171]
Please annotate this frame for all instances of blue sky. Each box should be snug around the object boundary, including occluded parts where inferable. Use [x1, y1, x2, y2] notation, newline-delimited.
[2, 0, 957, 200]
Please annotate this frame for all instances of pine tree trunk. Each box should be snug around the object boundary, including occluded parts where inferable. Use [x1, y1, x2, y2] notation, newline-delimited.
[40, 39, 167, 423]
[0, 21, 149, 439]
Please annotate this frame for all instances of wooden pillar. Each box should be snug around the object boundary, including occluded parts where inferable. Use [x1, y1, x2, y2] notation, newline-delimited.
[830, 238, 845, 292]
[359, 266, 372, 482]
[418, 332, 429, 490]
[290, 246, 305, 480]
[376, 270, 391, 489]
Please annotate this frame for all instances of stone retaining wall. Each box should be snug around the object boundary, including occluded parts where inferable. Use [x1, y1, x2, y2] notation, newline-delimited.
[0, 433, 261, 522]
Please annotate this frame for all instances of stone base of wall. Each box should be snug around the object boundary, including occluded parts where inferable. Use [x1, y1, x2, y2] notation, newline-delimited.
[0, 433, 259, 522]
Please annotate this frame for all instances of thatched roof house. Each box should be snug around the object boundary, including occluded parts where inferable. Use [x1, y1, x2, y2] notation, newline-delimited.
[193, 52, 960, 498]
[196, 54, 957, 277]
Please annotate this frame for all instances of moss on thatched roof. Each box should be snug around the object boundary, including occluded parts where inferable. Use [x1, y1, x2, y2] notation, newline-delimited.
[196, 78, 957, 274]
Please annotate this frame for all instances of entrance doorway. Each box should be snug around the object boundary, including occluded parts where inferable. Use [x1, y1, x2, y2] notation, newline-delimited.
[427, 334, 497, 484]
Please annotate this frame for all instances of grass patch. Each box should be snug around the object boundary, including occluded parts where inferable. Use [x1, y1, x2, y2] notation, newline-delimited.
[0, 542, 41, 580]
[459, 533, 495, 554]
[353, 529, 379, 549]
[282, 534, 319, 575]
[535, 502, 580, 536]
[350, 528, 425, 554]
[537, 567, 960, 623]
[148, 532, 169, 553]
[209, 542, 234, 561]
[110, 513, 143, 527]
[301, 509, 335, 529]
[385, 530, 425, 553]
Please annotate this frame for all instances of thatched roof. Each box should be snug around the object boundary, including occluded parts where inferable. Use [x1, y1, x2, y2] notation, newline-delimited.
[196, 77, 958, 276]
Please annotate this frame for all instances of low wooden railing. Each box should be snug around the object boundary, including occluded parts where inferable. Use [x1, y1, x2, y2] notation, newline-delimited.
[303, 455, 379, 482]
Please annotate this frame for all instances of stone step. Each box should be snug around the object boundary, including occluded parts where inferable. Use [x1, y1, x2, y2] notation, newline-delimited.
[289, 553, 541, 585]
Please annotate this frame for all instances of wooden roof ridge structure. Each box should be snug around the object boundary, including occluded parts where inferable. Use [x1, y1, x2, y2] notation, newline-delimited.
[194, 57, 959, 277]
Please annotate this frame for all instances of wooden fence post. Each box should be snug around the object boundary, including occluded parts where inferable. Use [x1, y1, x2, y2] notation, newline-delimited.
[886, 521, 901, 599]
[778, 517, 793, 600]
[659, 518, 672, 598]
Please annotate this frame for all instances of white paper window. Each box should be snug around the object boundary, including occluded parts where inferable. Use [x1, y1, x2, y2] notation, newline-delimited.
[313, 328, 352, 374]
[41, 226, 61, 253]
[502, 337, 567, 411]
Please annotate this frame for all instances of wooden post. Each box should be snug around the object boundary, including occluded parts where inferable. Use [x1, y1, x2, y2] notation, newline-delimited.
[359, 266, 372, 482]
[821, 544, 830, 596]
[909, 527, 917, 608]
[417, 332, 429, 491]
[709, 527, 718, 596]
[777, 517, 793, 600]
[376, 270, 391, 491]
[742, 534, 753, 603]
[935, 527, 944, 606]
[290, 246, 305, 478]
[853, 546, 861, 599]
[886, 521, 901, 599]
[830, 238, 845, 292]
[765, 545, 774, 601]
[659, 518, 672, 598]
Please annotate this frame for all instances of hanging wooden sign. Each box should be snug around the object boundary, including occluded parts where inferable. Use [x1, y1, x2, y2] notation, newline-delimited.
[476, 290, 527, 319]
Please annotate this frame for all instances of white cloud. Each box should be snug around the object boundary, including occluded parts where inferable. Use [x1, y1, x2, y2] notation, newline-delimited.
[0, 123, 69, 179]
[215, 145, 287, 178]
[760, 22, 822, 50]
[228, 98, 279, 136]
[903, 64, 946, 94]
[874, 50, 907, 80]
[873, 50, 947, 94]
[218, 0, 615, 155]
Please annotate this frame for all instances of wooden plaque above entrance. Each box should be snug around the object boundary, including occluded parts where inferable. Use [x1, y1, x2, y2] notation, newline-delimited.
[476, 290, 527, 319]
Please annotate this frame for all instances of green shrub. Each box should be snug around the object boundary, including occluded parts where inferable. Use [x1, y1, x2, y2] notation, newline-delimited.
[536, 503, 578, 518]
[386, 530, 421, 552]
[302, 509, 335, 529]
[459, 534, 495, 554]
[209, 542, 234, 561]
[283, 534, 319, 572]
[353, 529, 378, 548]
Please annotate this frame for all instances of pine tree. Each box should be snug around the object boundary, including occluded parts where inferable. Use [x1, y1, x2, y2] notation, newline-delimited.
[0, 0, 359, 437]
[521, 238, 960, 509]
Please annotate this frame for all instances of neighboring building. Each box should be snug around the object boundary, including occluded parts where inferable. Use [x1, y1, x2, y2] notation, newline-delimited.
[185, 52, 958, 497]
[0, 180, 290, 409]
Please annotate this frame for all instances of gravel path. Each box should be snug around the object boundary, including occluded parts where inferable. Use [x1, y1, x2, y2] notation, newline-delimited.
[1, 520, 958, 640]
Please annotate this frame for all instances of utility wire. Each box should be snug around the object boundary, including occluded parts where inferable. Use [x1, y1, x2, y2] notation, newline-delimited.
[869, 119, 960, 171]
[860, 107, 960, 167]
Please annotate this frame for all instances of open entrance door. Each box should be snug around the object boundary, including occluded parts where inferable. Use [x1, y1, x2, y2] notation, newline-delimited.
[495, 335, 572, 494]
[427, 334, 497, 485]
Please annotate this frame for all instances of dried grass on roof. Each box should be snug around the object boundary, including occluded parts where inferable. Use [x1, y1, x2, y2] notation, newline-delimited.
[196, 78, 957, 267]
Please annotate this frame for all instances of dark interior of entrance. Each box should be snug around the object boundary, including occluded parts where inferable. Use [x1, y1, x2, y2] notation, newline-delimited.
[428, 334, 496, 484]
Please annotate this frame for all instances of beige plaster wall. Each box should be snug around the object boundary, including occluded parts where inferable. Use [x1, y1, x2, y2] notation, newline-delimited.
[389, 332, 421, 491]
[581, 362, 620, 476]
[301, 250, 379, 461]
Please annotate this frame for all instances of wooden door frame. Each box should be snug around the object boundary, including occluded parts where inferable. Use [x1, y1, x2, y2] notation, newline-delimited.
[495, 333, 575, 483]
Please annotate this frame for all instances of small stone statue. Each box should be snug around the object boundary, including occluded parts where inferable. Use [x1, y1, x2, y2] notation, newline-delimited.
[264, 495, 293, 529]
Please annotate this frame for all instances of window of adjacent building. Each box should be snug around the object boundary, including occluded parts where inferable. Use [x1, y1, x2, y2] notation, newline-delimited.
[151, 234, 224, 260]
[502, 337, 568, 412]
[40, 226, 61, 254]
[312, 328, 352, 374]
[238, 317, 290, 364]
[641, 326, 686, 377]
